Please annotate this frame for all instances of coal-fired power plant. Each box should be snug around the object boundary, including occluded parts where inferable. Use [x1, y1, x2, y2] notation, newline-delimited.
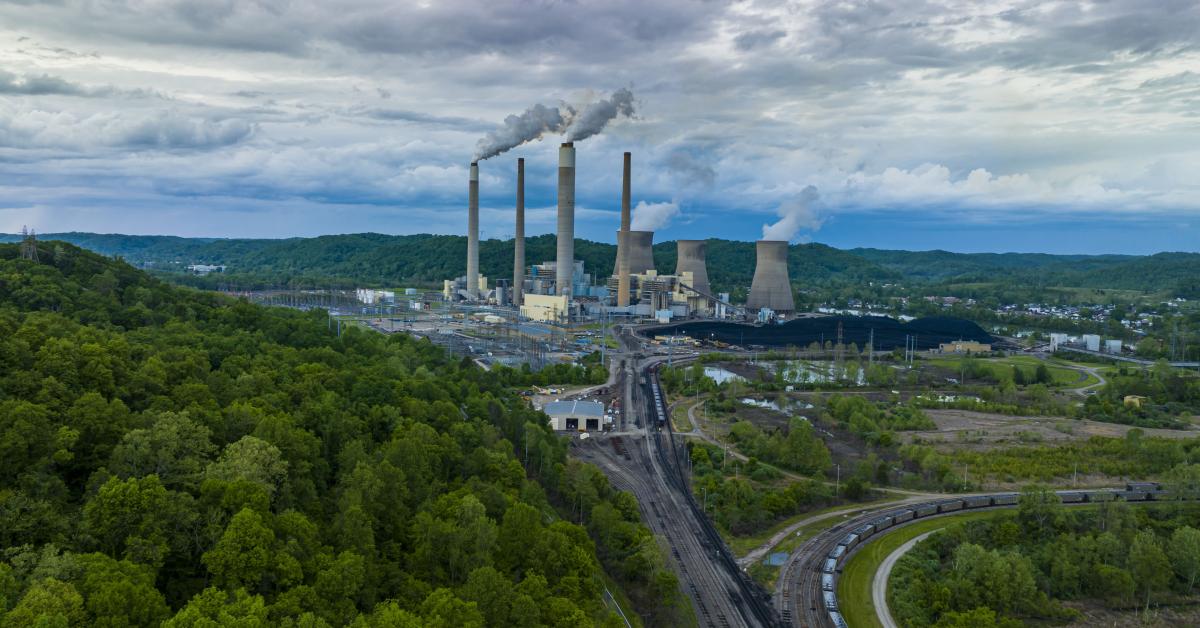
[450, 143, 800, 325]
[513, 158, 525, 307]
[675, 240, 710, 296]
[616, 152, 632, 308]
[747, 240, 794, 312]
[556, 142, 576, 297]
[466, 162, 479, 297]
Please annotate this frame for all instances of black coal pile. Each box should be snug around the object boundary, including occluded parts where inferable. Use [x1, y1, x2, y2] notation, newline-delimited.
[655, 315, 991, 351]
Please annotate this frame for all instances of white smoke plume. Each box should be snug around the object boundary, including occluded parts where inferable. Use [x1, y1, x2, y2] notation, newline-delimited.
[631, 200, 679, 231]
[564, 87, 635, 142]
[762, 186, 823, 241]
[474, 103, 572, 161]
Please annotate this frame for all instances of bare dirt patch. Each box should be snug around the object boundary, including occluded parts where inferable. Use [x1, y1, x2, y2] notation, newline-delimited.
[898, 409, 1199, 452]
[1063, 599, 1200, 627]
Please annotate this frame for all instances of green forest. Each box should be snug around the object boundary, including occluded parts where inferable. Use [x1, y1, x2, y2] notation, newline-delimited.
[890, 484, 1200, 627]
[0, 242, 685, 627]
[6, 232, 1196, 298]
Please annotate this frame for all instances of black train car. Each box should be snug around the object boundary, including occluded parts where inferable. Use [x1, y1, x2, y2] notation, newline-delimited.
[1059, 492, 1086, 504]
[893, 509, 916, 524]
[992, 493, 1019, 506]
[963, 495, 992, 508]
[915, 503, 938, 517]
[937, 499, 964, 513]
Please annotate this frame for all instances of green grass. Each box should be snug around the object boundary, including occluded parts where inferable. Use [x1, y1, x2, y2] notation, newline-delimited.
[727, 499, 904, 557]
[924, 355, 1094, 387]
[836, 510, 1000, 628]
[671, 403, 694, 432]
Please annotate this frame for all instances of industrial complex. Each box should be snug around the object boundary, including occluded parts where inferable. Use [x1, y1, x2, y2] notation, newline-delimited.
[446, 145, 793, 325]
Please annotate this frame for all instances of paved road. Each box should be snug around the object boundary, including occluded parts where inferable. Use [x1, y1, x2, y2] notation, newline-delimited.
[874, 530, 940, 628]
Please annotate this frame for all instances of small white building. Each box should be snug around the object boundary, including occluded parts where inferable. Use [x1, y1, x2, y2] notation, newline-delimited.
[543, 400, 606, 432]
[1049, 333, 1070, 351]
[1105, 339, 1123, 354]
[1082, 334, 1101, 352]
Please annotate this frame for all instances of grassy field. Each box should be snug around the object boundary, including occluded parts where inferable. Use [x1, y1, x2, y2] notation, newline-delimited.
[727, 498, 903, 557]
[836, 510, 1000, 628]
[671, 403, 694, 432]
[924, 355, 1097, 387]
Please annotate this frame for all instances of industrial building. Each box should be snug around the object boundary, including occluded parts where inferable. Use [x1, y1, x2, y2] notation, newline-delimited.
[543, 399, 607, 431]
[938, 340, 992, 354]
[447, 145, 795, 324]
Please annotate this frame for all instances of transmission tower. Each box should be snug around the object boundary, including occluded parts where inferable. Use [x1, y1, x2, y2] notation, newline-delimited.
[19, 226, 39, 262]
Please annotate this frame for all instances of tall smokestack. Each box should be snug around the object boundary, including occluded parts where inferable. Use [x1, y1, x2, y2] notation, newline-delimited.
[467, 162, 479, 298]
[746, 240, 794, 312]
[556, 142, 575, 298]
[513, 158, 524, 308]
[617, 152, 632, 307]
[675, 240, 710, 296]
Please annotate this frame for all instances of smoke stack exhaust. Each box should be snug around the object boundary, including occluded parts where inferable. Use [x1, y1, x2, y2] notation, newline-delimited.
[746, 240, 794, 312]
[513, 158, 525, 307]
[556, 143, 575, 298]
[617, 151, 632, 307]
[675, 240, 710, 296]
[467, 162, 479, 298]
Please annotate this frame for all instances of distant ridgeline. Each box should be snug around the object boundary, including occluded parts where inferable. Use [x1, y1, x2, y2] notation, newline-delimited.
[655, 315, 993, 351]
[1, 231, 1197, 296]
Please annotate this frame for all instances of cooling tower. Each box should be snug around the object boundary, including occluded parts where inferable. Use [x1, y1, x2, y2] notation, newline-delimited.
[746, 240, 794, 312]
[675, 240, 710, 296]
[466, 162, 479, 297]
[616, 230, 655, 276]
[513, 157, 524, 307]
[616, 151, 632, 307]
[556, 143, 575, 298]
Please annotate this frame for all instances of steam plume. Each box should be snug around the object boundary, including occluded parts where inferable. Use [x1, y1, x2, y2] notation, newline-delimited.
[474, 103, 571, 161]
[564, 87, 635, 142]
[631, 200, 679, 231]
[762, 186, 823, 241]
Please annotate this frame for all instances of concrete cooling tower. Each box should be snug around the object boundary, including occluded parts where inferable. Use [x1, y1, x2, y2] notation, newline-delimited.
[674, 240, 710, 296]
[746, 240, 794, 312]
[614, 230, 656, 276]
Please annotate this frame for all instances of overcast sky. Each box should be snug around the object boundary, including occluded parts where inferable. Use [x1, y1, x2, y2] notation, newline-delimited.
[2, 0, 1198, 253]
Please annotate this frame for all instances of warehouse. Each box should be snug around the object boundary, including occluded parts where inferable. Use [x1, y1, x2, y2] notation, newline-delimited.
[543, 400, 606, 432]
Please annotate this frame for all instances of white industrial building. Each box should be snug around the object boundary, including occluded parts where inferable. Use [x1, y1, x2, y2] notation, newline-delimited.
[1049, 333, 1070, 351]
[1105, 339, 1123, 354]
[1082, 334, 1101, 352]
[543, 400, 607, 432]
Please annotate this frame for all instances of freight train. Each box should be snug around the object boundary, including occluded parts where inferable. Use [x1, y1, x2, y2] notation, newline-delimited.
[821, 483, 1174, 627]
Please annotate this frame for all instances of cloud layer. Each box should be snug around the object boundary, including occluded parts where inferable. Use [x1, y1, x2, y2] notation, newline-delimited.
[1, 0, 1198, 251]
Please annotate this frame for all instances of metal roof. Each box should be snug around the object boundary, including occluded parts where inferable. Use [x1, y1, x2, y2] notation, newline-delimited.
[543, 400, 605, 418]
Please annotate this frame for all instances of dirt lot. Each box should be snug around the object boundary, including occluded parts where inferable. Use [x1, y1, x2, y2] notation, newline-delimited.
[898, 409, 1200, 452]
[1063, 600, 1200, 627]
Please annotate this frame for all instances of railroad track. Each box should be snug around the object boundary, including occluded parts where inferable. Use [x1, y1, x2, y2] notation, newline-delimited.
[781, 486, 1193, 627]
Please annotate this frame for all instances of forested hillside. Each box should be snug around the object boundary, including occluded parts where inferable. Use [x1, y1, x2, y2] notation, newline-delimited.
[0, 241, 683, 626]
[4, 232, 1197, 297]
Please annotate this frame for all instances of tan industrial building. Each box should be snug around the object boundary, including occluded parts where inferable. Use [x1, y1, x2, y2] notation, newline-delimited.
[938, 340, 991, 354]
[520, 293, 569, 323]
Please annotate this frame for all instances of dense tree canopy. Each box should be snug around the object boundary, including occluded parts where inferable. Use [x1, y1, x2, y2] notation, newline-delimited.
[0, 242, 678, 626]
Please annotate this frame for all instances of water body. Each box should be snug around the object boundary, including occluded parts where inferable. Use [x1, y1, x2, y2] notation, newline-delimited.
[760, 360, 867, 386]
[704, 366, 745, 384]
[656, 315, 992, 350]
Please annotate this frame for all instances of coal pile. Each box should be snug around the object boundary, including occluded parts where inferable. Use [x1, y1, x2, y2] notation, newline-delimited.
[656, 315, 991, 351]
